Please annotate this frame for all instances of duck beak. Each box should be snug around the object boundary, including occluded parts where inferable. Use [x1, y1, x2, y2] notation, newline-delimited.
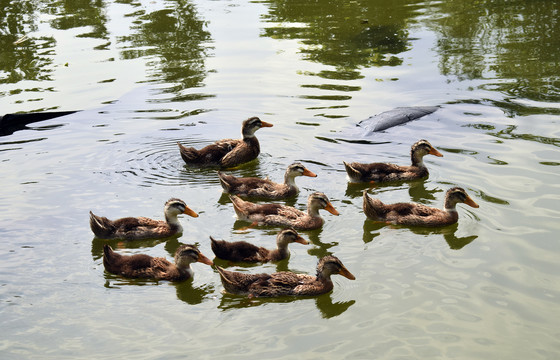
[198, 253, 214, 266]
[464, 195, 479, 208]
[295, 235, 309, 245]
[183, 206, 199, 218]
[303, 168, 317, 177]
[429, 147, 443, 157]
[325, 202, 340, 216]
[260, 121, 273, 128]
[339, 266, 356, 280]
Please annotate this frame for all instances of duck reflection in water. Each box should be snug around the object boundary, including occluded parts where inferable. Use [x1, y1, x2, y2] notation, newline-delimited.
[218, 292, 355, 319]
[362, 219, 478, 250]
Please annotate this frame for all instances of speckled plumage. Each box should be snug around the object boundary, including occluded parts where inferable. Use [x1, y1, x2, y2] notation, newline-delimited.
[344, 139, 443, 183]
[216, 255, 355, 297]
[102, 244, 213, 281]
[210, 228, 308, 263]
[89, 198, 198, 240]
[362, 187, 479, 227]
[217, 162, 317, 200]
[229, 192, 339, 230]
[177, 117, 273, 168]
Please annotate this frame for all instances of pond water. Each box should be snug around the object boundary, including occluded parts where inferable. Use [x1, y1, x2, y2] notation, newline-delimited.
[1, 0, 560, 358]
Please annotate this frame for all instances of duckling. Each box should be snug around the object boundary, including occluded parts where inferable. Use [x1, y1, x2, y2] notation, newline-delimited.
[216, 255, 355, 297]
[363, 187, 479, 227]
[103, 244, 213, 281]
[217, 162, 317, 199]
[344, 139, 443, 183]
[210, 228, 309, 263]
[89, 198, 198, 240]
[229, 192, 339, 230]
[177, 117, 273, 168]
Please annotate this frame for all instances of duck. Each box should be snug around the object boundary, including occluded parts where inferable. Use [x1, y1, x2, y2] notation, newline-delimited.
[89, 198, 198, 240]
[229, 191, 339, 230]
[216, 255, 355, 297]
[210, 228, 309, 263]
[343, 139, 443, 183]
[102, 244, 213, 281]
[177, 117, 273, 168]
[217, 162, 317, 199]
[362, 187, 479, 227]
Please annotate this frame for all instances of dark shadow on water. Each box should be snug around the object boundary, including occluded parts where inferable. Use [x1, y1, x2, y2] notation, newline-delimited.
[217, 292, 355, 319]
[362, 219, 478, 250]
[91, 236, 173, 260]
[174, 281, 215, 305]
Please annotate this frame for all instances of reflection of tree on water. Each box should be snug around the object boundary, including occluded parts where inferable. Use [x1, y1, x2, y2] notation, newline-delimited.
[426, 0, 560, 105]
[260, 0, 415, 73]
[120, 0, 212, 99]
[1, 1, 54, 86]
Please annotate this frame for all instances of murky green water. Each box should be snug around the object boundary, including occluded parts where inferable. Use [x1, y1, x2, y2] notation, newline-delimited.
[1, 0, 559, 358]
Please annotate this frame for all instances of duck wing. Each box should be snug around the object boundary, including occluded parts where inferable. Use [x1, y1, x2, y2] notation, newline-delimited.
[220, 138, 260, 168]
[210, 237, 269, 262]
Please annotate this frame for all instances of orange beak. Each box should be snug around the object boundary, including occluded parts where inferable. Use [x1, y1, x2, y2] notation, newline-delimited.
[303, 168, 317, 177]
[464, 195, 479, 208]
[197, 253, 214, 266]
[429, 147, 443, 157]
[260, 121, 273, 128]
[295, 235, 309, 245]
[339, 266, 356, 280]
[183, 206, 199, 218]
[324, 202, 339, 216]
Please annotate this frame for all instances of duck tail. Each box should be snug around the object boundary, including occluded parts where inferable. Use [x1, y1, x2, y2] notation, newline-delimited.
[89, 211, 115, 238]
[229, 195, 251, 218]
[102, 244, 120, 271]
[217, 171, 233, 193]
[210, 236, 227, 258]
[177, 142, 200, 163]
[343, 161, 362, 182]
[362, 190, 383, 220]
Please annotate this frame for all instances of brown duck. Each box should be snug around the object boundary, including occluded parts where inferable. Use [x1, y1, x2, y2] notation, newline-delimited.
[216, 255, 355, 297]
[177, 117, 273, 168]
[363, 187, 479, 227]
[103, 244, 213, 281]
[229, 192, 339, 230]
[89, 198, 198, 240]
[210, 228, 309, 263]
[217, 162, 317, 199]
[344, 139, 443, 183]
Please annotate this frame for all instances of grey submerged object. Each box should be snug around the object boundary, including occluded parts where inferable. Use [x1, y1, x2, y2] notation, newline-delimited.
[357, 106, 439, 133]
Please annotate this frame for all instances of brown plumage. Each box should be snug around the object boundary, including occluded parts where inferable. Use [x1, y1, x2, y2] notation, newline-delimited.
[177, 117, 273, 168]
[89, 198, 198, 240]
[229, 192, 339, 230]
[344, 139, 443, 183]
[210, 228, 309, 263]
[363, 187, 479, 227]
[102, 244, 213, 281]
[217, 162, 317, 199]
[216, 255, 355, 297]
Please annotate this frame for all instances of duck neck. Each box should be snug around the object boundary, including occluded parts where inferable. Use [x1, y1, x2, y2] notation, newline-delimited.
[411, 151, 426, 168]
[307, 204, 321, 217]
[276, 241, 291, 258]
[175, 259, 194, 277]
[283, 172, 298, 188]
[443, 196, 458, 212]
[315, 269, 334, 287]
[165, 213, 183, 231]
